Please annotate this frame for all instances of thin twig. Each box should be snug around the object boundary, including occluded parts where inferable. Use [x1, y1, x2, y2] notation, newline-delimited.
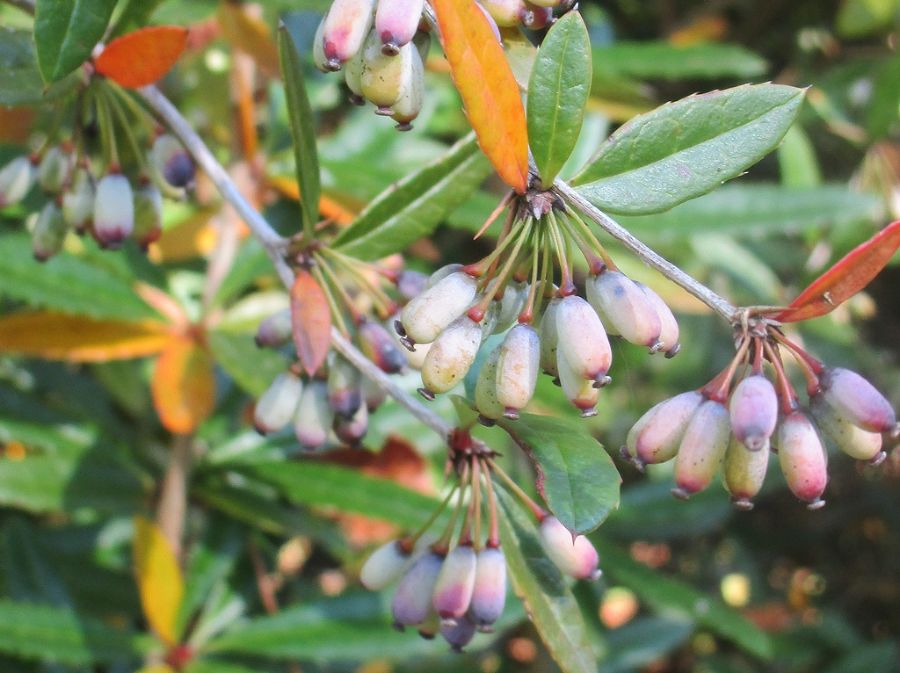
[156, 433, 193, 560]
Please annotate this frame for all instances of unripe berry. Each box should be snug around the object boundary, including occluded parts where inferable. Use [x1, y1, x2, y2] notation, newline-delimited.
[432, 543, 477, 622]
[375, 0, 424, 55]
[480, 0, 526, 26]
[528, 0, 563, 6]
[293, 380, 334, 451]
[819, 367, 896, 433]
[777, 410, 828, 508]
[362, 375, 387, 411]
[359, 319, 407, 373]
[151, 134, 195, 188]
[729, 374, 778, 451]
[392, 550, 444, 628]
[312, 12, 333, 72]
[440, 615, 476, 652]
[0, 156, 36, 207]
[555, 295, 612, 384]
[420, 316, 482, 395]
[360, 539, 412, 590]
[334, 400, 369, 446]
[360, 29, 412, 110]
[327, 356, 362, 418]
[470, 546, 506, 630]
[557, 348, 600, 417]
[539, 298, 561, 377]
[31, 202, 67, 262]
[396, 270, 428, 301]
[133, 182, 163, 248]
[255, 309, 292, 348]
[390, 46, 425, 130]
[811, 396, 884, 464]
[493, 281, 527, 335]
[539, 516, 601, 581]
[673, 399, 730, 498]
[587, 270, 662, 348]
[637, 282, 681, 357]
[400, 271, 477, 345]
[254, 371, 303, 434]
[37, 146, 71, 193]
[624, 390, 703, 467]
[62, 168, 95, 231]
[495, 324, 540, 419]
[343, 41, 365, 102]
[322, 0, 376, 67]
[93, 173, 134, 248]
[475, 346, 505, 422]
[723, 434, 770, 510]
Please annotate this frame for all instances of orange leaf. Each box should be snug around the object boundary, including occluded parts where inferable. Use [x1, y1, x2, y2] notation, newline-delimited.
[291, 269, 332, 376]
[96, 26, 188, 88]
[432, 0, 529, 194]
[151, 335, 216, 434]
[0, 312, 170, 362]
[776, 220, 900, 322]
[133, 515, 184, 646]
[217, 3, 280, 78]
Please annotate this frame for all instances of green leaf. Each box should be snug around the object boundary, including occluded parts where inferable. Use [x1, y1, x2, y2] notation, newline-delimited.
[593, 42, 767, 81]
[598, 542, 773, 659]
[208, 331, 288, 397]
[0, 27, 79, 106]
[278, 23, 320, 236]
[0, 234, 158, 320]
[616, 184, 883, 240]
[603, 617, 693, 673]
[186, 661, 276, 673]
[573, 84, 806, 215]
[836, 0, 899, 37]
[778, 126, 822, 188]
[496, 488, 597, 673]
[333, 134, 492, 260]
[0, 599, 144, 665]
[497, 413, 620, 534]
[527, 11, 592, 185]
[1, 517, 74, 606]
[35, 0, 117, 83]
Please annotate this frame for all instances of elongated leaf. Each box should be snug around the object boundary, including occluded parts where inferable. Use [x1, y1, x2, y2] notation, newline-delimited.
[333, 134, 491, 260]
[498, 413, 620, 534]
[133, 516, 184, 646]
[2, 517, 73, 606]
[96, 26, 188, 88]
[219, 3, 280, 77]
[0, 312, 171, 362]
[151, 336, 216, 433]
[432, 0, 529, 193]
[278, 24, 320, 235]
[527, 12, 592, 185]
[497, 489, 597, 673]
[598, 542, 773, 659]
[573, 84, 806, 214]
[35, 0, 117, 83]
[186, 661, 274, 673]
[776, 219, 900, 322]
[593, 42, 767, 81]
[290, 270, 331, 376]
[0, 28, 79, 105]
[207, 331, 288, 396]
[0, 599, 143, 665]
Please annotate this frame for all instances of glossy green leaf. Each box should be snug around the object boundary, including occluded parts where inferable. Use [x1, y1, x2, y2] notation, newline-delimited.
[333, 134, 492, 260]
[598, 542, 773, 659]
[35, 0, 117, 83]
[207, 331, 288, 397]
[0, 28, 79, 105]
[497, 488, 597, 673]
[278, 24, 320, 236]
[593, 42, 767, 81]
[498, 413, 620, 534]
[527, 11, 592, 185]
[573, 84, 806, 214]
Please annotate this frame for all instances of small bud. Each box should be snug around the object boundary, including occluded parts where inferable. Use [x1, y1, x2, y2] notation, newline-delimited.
[37, 146, 71, 193]
[254, 371, 303, 434]
[31, 202, 67, 262]
[475, 346, 505, 423]
[322, 0, 376, 66]
[420, 316, 482, 395]
[392, 550, 444, 628]
[819, 367, 896, 433]
[360, 539, 412, 590]
[375, 0, 424, 54]
[555, 295, 612, 383]
[62, 168, 95, 231]
[432, 543, 477, 622]
[811, 396, 884, 463]
[470, 546, 506, 630]
[539, 516, 601, 581]
[587, 270, 662, 348]
[358, 318, 407, 373]
[93, 173, 134, 248]
[255, 309, 293, 349]
[132, 182, 163, 248]
[723, 434, 770, 510]
[496, 323, 540, 418]
[293, 381, 334, 451]
[557, 348, 601, 416]
[440, 614, 476, 652]
[777, 410, 828, 508]
[729, 374, 778, 451]
[539, 298, 561, 377]
[327, 356, 363, 417]
[0, 156, 36, 207]
[624, 391, 704, 467]
[637, 282, 680, 357]
[334, 401, 369, 446]
[400, 271, 477, 345]
[151, 134, 195, 188]
[673, 399, 731, 498]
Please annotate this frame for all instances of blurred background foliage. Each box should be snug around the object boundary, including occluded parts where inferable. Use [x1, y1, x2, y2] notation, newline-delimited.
[0, 0, 898, 671]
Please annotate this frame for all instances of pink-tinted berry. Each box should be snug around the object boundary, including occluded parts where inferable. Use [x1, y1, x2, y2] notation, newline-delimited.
[811, 396, 885, 464]
[496, 323, 540, 418]
[539, 516, 601, 581]
[624, 390, 703, 467]
[440, 614, 476, 652]
[587, 270, 661, 349]
[322, 0, 376, 66]
[400, 271, 477, 345]
[470, 546, 506, 630]
[557, 348, 601, 417]
[777, 410, 828, 508]
[360, 539, 412, 590]
[375, 0, 424, 54]
[555, 295, 612, 384]
[93, 174, 134, 248]
[392, 550, 444, 628]
[637, 282, 681, 357]
[254, 371, 303, 434]
[255, 309, 292, 348]
[420, 316, 481, 395]
[432, 543, 477, 622]
[673, 399, 731, 498]
[334, 401, 368, 446]
[819, 367, 896, 433]
[723, 434, 770, 510]
[729, 374, 778, 451]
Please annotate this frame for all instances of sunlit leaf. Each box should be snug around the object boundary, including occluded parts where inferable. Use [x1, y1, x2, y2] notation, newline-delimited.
[151, 335, 216, 434]
[290, 270, 331, 376]
[34, 0, 117, 83]
[432, 0, 529, 193]
[217, 2, 280, 77]
[133, 515, 184, 646]
[776, 220, 900, 322]
[96, 26, 188, 88]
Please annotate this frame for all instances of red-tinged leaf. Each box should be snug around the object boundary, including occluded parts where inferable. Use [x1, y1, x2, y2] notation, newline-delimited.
[95, 26, 188, 88]
[290, 269, 332, 376]
[151, 335, 216, 434]
[432, 0, 529, 194]
[776, 220, 900, 322]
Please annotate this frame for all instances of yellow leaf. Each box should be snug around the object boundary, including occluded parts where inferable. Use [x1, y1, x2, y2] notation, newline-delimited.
[151, 335, 217, 434]
[217, 2, 280, 77]
[147, 209, 218, 264]
[134, 666, 176, 673]
[133, 515, 184, 646]
[0, 312, 171, 362]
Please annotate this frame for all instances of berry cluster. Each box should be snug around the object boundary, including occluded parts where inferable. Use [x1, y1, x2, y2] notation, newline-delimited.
[622, 317, 898, 509]
[359, 429, 599, 651]
[395, 193, 680, 419]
